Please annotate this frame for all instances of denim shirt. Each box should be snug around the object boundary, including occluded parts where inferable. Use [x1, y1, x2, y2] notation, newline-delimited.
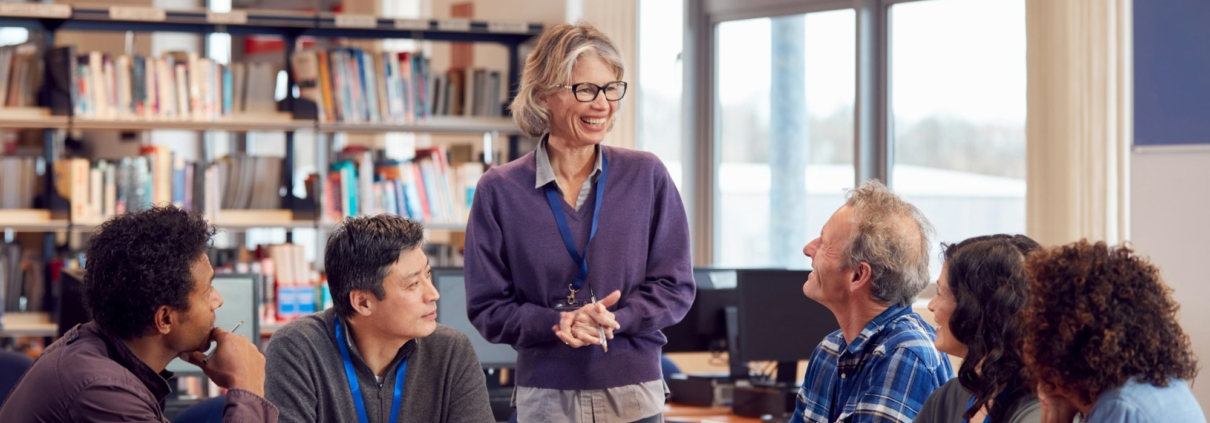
[1087, 379, 1205, 423]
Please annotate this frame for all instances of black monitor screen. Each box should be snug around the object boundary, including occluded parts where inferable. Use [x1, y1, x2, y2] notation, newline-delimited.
[734, 269, 836, 363]
[432, 268, 517, 369]
[662, 269, 739, 353]
[57, 268, 89, 337]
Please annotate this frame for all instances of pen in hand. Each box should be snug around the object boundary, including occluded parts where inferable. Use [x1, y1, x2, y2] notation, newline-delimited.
[203, 320, 244, 364]
[591, 294, 608, 353]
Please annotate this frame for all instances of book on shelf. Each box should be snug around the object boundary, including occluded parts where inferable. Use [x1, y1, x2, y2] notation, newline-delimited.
[1, 43, 42, 109]
[1, 243, 44, 313]
[214, 154, 284, 211]
[306, 145, 483, 225]
[0, 156, 41, 209]
[291, 48, 505, 124]
[49, 150, 293, 225]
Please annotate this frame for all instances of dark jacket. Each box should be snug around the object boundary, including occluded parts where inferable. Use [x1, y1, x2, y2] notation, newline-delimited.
[0, 322, 278, 422]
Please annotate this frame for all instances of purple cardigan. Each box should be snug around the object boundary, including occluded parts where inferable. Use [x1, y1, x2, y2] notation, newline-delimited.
[463, 145, 695, 390]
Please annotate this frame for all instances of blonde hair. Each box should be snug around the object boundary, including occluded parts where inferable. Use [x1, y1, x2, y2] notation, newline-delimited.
[510, 21, 626, 138]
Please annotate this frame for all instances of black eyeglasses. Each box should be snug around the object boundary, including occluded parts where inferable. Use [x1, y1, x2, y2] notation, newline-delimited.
[555, 81, 628, 102]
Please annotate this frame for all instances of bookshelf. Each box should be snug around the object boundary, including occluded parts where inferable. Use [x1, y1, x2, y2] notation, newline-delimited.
[0, 5, 539, 332]
[0, 5, 539, 232]
[0, 114, 519, 133]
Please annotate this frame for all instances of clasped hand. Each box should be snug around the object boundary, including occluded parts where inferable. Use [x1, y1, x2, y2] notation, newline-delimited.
[552, 290, 622, 348]
[1037, 381, 1081, 423]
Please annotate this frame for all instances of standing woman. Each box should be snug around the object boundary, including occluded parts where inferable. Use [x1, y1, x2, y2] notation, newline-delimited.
[463, 22, 695, 423]
[915, 234, 1042, 423]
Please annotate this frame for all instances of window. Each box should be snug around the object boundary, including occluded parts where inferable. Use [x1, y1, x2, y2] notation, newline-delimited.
[637, 0, 685, 189]
[889, 0, 1026, 273]
[714, 10, 856, 268]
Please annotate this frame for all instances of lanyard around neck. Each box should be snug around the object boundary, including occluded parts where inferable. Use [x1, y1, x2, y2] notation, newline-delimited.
[963, 395, 992, 423]
[544, 152, 609, 292]
[335, 316, 408, 423]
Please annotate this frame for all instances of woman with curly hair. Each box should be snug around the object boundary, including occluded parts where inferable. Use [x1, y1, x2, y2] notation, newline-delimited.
[915, 234, 1042, 423]
[1022, 240, 1204, 422]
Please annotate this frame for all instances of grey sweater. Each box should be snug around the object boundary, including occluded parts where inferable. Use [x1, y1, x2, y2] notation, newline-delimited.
[264, 309, 495, 423]
[913, 378, 1041, 423]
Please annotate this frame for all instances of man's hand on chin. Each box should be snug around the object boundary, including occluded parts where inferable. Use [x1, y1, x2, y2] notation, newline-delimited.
[178, 327, 268, 397]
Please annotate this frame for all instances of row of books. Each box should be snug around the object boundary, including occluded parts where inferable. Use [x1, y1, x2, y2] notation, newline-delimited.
[59, 47, 282, 120]
[54, 148, 219, 223]
[0, 243, 42, 313]
[0, 156, 41, 209]
[52, 150, 287, 224]
[265, 243, 325, 321]
[210, 244, 326, 324]
[0, 44, 40, 108]
[292, 48, 505, 124]
[430, 67, 505, 118]
[214, 155, 285, 211]
[306, 146, 483, 223]
[6, 44, 506, 124]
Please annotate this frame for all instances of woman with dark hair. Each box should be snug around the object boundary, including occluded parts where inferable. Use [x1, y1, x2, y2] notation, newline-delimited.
[1022, 240, 1204, 423]
[915, 234, 1042, 423]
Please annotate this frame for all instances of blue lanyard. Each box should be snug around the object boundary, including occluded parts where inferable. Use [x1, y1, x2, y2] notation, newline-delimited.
[335, 316, 408, 423]
[544, 152, 609, 291]
[963, 395, 991, 423]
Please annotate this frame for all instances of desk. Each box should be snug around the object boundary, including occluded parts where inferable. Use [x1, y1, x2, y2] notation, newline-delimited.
[665, 403, 765, 423]
[0, 312, 57, 337]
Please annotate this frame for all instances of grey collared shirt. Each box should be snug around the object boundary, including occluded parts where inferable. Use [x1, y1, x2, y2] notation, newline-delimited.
[535, 136, 604, 211]
[526, 136, 667, 422]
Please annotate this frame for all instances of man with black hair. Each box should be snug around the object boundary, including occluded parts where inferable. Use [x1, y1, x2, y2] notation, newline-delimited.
[0, 207, 277, 422]
[264, 214, 493, 423]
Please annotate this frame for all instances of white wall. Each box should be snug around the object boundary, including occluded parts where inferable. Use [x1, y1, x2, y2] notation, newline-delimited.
[1130, 146, 1210, 411]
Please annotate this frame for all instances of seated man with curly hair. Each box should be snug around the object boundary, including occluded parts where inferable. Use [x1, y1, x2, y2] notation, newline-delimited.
[1022, 240, 1205, 423]
[0, 207, 278, 422]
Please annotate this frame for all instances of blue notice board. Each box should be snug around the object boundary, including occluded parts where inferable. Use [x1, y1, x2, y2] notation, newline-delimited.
[1134, 0, 1210, 146]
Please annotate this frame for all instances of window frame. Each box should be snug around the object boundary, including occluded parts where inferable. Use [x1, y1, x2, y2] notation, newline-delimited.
[685, 0, 903, 264]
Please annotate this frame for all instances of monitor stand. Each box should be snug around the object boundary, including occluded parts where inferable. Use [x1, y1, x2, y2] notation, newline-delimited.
[724, 306, 800, 418]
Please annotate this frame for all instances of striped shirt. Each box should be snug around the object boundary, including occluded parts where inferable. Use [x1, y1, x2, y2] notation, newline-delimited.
[790, 304, 954, 423]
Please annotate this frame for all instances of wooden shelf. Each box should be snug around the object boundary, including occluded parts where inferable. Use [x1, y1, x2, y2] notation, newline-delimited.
[0, 312, 57, 337]
[317, 116, 518, 134]
[0, 112, 519, 135]
[0, 108, 68, 129]
[0, 209, 467, 232]
[69, 116, 313, 132]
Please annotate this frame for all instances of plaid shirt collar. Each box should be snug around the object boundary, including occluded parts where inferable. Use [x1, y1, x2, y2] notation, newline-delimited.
[838, 303, 912, 355]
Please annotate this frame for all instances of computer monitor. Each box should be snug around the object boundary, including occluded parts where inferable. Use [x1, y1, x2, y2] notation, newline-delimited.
[57, 268, 90, 337]
[731, 269, 836, 383]
[432, 268, 517, 369]
[662, 268, 739, 354]
[166, 274, 262, 374]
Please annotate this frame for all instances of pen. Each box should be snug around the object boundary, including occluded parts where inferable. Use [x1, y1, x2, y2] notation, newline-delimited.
[203, 320, 244, 364]
[591, 293, 608, 353]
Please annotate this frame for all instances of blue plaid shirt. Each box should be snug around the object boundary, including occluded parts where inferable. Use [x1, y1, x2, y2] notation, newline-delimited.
[790, 304, 954, 423]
